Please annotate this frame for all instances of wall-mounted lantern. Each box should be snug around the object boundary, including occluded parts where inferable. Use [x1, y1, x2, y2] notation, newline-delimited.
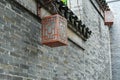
[104, 9, 114, 26]
[41, 14, 68, 47]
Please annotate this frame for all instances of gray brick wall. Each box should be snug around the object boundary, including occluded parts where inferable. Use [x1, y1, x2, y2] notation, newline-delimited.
[108, 1, 120, 80]
[82, 0, 112, 80]
[0, 0, 111, 80]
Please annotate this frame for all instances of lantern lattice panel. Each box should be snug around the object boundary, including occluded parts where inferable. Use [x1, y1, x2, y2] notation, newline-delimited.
[104, 10, 114, 26]
[42, 14, 68, 47]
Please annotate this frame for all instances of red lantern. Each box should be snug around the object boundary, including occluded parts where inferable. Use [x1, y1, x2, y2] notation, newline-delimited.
[41, 14, 68, 47]
[104, 10, 114, 26]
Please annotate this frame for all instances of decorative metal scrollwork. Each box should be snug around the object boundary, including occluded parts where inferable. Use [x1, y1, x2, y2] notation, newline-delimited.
[96, 0, 109, 11]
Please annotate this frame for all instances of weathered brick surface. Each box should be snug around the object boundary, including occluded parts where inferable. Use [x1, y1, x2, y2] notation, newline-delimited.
[108, 1, 120, 80]
[0, 0, 111, 80]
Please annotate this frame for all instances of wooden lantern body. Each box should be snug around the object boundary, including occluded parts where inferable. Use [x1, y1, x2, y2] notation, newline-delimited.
[104, 10, 114, 26]
[41, 14, 68, 47]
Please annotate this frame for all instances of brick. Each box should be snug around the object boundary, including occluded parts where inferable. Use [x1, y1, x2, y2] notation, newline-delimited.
[0, 69, 4, 73]
[11, 24, 21, 31]
[41, 78, 48, 80]
[6, 75, 13, 80]
[0, 47, 5, 53]
[0, 7, 5, 18]
[9, 71, 28, 77]
[1, 43, 14, 51]
[0, 73, 6, 79]
[0, 58, 4, 63]
[0, 17, 5, 24]
[20, 64, 29, 69]
[0, 74, 12, 80]
[10, 52, 21, 58]
[53, 77, 59, 80]
[0, 57, 8, 64]
[13, 76, 23, 80]
[28, 74, 37, 79]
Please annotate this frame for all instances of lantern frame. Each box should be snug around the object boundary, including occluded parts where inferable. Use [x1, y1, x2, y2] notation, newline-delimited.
[104, 10, 114, 26]
[41, 14, 68, 47]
